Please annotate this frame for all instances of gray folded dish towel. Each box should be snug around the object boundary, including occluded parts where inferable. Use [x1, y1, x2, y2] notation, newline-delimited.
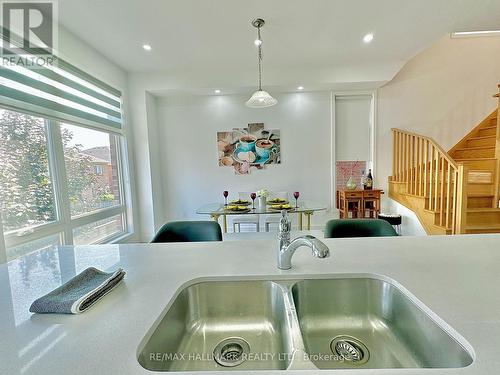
[30, 267, 125, 314]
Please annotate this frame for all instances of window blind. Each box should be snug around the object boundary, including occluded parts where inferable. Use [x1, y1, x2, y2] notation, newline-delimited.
[0, 27, 122, 130]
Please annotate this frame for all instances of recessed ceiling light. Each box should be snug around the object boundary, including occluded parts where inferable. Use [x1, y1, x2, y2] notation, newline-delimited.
[254, 39, 262, 46]
[451, 30, 500, 38]
[297, 86, 304, 90]
[363, 33, 374, 43]
[214, 89, 221, 94]
[142, 44, 152, 51]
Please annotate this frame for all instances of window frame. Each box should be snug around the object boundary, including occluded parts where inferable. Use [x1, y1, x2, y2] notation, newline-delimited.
[0, 214, 6, 264]
[0, 107, 133, 260]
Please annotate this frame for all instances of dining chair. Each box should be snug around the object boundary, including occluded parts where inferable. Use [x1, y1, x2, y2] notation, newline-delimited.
[324, 219, 398, 238]
[232, 192, 260, 232]
[151, 221, 223, 243]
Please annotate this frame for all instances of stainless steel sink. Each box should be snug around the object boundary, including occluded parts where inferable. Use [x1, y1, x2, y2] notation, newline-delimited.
[138, 276, 473, 371]
[291, 278, 473, 369]
[138, 281, 294, 371]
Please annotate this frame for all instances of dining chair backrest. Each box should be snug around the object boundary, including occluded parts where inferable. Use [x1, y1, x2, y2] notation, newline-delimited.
[324, 219, 398, 238]
[151, 221, 223, 243]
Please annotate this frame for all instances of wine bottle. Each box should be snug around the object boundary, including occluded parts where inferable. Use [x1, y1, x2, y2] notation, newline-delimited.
[365, 169, 373, 190]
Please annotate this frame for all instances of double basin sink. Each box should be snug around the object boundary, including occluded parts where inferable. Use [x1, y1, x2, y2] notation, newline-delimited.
[138, 275, 473, 371]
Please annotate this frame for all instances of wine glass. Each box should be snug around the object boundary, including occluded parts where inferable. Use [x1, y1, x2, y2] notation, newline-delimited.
[223, 190, 229, 206]
[293, 191, 300, 208]
[250, 192, 257, 209]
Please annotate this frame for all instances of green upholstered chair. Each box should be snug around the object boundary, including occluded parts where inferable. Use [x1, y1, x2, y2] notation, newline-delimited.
[324, 219, 398, 238]
[151, 221, 223, 243]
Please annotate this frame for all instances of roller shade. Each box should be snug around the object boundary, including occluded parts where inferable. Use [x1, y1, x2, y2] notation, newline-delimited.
[0, 28, 122, 130]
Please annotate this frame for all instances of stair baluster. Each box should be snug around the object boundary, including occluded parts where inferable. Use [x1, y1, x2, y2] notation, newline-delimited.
[390, 129, 465, 234]
[494, 84, 500, 206]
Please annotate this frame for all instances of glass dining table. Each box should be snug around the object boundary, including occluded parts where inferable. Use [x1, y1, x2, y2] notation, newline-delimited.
[196, 201, 327, 233]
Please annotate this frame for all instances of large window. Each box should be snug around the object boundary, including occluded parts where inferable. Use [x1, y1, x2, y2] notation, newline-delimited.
[61, 123, 122, 216]
[0, 29, 131, 262]
[0, 108, 132, 261]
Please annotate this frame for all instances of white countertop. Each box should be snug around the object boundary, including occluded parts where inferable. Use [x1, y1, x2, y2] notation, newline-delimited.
[1, 234, 500, 374]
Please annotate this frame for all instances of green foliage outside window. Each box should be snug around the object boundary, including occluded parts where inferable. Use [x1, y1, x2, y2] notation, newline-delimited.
[0, 110, 117, 232]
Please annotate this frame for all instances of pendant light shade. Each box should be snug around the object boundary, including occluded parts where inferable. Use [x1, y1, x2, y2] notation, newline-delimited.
[246, 18, 277, 108]
[245, 90, 278, 108]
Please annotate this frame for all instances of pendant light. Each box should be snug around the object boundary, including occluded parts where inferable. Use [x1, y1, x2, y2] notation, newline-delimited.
[245, 18, 277, 108]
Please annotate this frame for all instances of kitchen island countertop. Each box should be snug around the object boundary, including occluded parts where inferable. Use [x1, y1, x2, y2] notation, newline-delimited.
[1, 233, 499, 374]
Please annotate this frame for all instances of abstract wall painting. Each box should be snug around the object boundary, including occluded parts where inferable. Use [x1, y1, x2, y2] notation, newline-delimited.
[217, 123, 281, 175]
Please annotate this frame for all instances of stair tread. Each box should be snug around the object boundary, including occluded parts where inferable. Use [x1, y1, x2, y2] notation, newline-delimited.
[469, 135, 496, 140]
[466, 223, 500, 230]
[454, 157, 497, 161]
[404, 193, 428, 199]
[481, 125, 497, 130]
[467, 208, 500, 213]
[455, 146, 495, 151]
[431, 224, 452, 232]
[468, 193, 495, 197]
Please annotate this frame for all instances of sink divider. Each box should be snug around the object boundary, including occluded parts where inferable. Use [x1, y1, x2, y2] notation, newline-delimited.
[272, 280, 319, 370]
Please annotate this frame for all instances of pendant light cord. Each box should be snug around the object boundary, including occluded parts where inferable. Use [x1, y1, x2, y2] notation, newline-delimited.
[257, 26, 262, 91]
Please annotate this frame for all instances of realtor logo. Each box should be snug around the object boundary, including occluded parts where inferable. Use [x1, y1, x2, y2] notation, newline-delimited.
[0, 0, 58, 69]
[1, 0, 57, 63]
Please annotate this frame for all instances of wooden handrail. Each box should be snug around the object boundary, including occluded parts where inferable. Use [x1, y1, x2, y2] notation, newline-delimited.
[390, 128, 458, 168]
[391, 128, 466, 234]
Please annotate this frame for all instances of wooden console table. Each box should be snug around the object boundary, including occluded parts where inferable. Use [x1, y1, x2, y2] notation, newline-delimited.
[336, 189, 384, 219]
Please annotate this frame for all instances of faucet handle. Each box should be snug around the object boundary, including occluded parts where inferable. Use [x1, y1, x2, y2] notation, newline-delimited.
[279, 210, 291, 233]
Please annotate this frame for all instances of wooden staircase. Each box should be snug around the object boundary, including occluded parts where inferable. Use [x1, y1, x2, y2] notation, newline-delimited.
[389, 85, 500, 234]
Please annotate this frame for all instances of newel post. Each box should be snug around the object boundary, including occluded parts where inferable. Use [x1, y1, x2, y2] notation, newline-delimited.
[391, 129, 396, 181]
[455, 164, 468, 234]
[494, 84, 500, 207]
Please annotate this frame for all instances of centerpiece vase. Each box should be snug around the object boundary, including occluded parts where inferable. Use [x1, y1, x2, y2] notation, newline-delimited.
[258, 196, 267, 210]
[345, 176, 357, 190]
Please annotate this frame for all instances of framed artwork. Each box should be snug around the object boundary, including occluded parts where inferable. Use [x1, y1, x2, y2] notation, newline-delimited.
[217, 123, 280, 175]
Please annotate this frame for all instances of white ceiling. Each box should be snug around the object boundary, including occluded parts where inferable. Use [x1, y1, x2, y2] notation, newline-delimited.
[57, 0, 500, 90]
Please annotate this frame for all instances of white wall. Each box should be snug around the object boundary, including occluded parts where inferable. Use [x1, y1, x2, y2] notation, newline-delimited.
[127, 85, 166, 240]
[144, 94, 165, 233]
[57, 29, 128, 94]
[376, 35, 500, 234]
[156, 92, 335, 230]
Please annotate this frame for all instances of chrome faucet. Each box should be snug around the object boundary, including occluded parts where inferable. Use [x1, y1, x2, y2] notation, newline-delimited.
[277, 210, 330, 269]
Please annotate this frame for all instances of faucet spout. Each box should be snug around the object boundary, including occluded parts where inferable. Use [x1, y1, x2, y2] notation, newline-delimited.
[278, 235, 330, 269]
[277, 211, 330, 270]
[305, 235, 331, 258]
